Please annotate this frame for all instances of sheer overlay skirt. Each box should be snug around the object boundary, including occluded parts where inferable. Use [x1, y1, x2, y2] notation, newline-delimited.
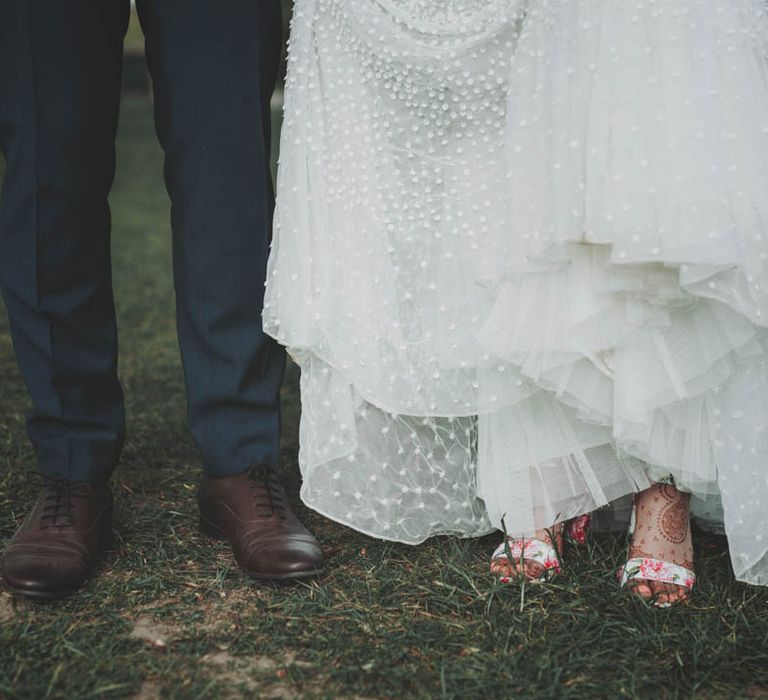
[265, 0, 768, 584]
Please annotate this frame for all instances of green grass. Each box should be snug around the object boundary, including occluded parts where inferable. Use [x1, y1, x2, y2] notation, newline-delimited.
[2, 95, 768, 700]
[124, 8, 145, 55]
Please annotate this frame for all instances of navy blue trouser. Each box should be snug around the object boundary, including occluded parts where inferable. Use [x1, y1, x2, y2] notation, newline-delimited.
[0, 0, 286, 482]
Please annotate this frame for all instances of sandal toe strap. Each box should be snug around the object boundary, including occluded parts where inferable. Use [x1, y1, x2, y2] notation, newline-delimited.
[492, 537, 561, 575]
[620, 557, 696, 590]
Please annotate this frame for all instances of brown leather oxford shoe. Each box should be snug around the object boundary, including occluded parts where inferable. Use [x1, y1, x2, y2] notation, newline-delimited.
[1, 476, 113, 600]
[198, 467, 325, 581]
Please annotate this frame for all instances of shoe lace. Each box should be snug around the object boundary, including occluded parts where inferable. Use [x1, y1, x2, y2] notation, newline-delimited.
[27, 474, 93, 528]
[247, 466, 288, 520]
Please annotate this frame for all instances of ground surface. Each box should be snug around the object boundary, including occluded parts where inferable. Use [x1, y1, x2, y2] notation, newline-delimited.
[1, 57, 768, 700]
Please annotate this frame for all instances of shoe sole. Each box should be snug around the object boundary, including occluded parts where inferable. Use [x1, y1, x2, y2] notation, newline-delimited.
[245, 568, 326, 582]
[198, 517, 325, 582]
[4, 583, 81, 601]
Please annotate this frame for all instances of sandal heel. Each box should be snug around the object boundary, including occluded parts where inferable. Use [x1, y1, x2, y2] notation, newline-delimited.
[566, 514, 591, 546]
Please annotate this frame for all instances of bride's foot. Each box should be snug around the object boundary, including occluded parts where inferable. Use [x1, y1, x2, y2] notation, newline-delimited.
[490, 525, 563, 582]
[621, 483, 695, 607]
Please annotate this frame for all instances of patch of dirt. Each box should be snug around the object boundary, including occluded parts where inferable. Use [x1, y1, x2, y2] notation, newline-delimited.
[132, 680, 162, 700]
[194, 588, 273, 635]
[128, 615, 182, 648]
[198, 649, 314, 698]
[200, 650, 263, 693]
[201, 650, 235, 667]
[202, 651, 279, 672]
[0, 592, 15, 623]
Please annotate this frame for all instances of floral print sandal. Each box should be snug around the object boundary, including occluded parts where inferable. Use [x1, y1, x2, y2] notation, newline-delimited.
[491, 515, 591, 583]
[491, 536, 562, 583]
[618, 483, 696, 608]
[490, 515, 594, 583]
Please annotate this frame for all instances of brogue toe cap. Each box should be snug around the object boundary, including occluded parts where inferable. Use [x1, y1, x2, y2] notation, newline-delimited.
[2, 548, 88, 597]
[241, 537, 325, 579]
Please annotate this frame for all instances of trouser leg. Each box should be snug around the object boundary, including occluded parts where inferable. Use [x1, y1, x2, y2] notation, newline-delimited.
[135, 0, 286, 476]
[0, 0, 129, 482]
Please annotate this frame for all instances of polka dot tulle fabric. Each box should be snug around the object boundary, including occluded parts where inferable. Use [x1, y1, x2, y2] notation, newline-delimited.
[264, 0, 768, 585]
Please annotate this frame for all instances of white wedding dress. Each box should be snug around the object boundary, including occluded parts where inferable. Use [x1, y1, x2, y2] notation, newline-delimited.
[264, 0, 768, 585]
